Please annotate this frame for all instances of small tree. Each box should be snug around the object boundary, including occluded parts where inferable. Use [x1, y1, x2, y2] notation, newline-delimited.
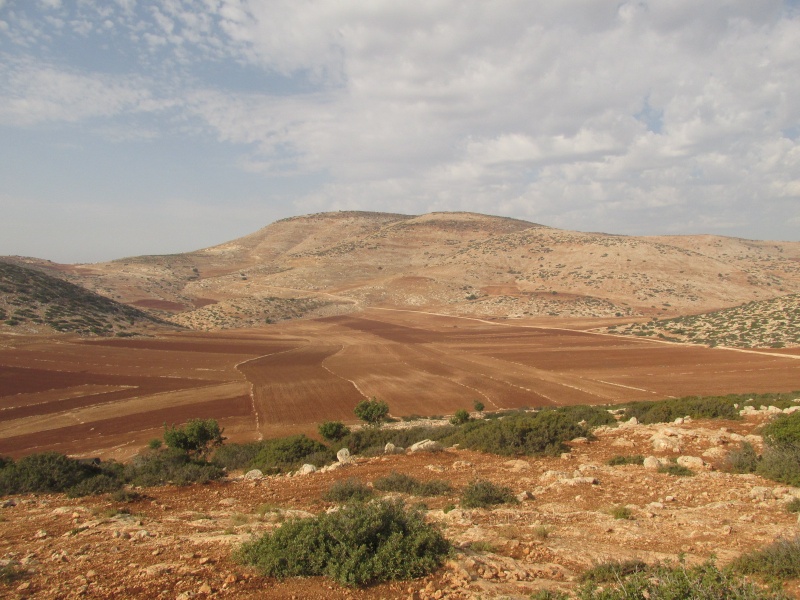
[450, 409, 470, 425]
[318, 421, 350, 442]
[473, 400, 485, 413]
[163, 418, 225, 459]
[354, 397, 390, 426]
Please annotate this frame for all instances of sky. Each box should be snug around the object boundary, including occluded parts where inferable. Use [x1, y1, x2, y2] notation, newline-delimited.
[1, 1, 799, 264]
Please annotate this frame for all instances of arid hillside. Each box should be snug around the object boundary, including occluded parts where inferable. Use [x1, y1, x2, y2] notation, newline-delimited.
[0, 260, 175, 337]
[6, 211, 799, 332]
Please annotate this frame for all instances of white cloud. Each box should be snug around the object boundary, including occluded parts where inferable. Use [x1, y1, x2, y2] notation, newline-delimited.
[1, 0, 799, 250]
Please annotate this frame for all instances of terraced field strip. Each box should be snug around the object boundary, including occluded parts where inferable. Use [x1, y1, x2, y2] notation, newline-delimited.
[238, 345, 364, 429]
[322, 343, 476, 416]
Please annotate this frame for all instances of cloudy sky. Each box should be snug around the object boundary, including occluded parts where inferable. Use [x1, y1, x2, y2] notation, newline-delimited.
[1, 1, 799, 263]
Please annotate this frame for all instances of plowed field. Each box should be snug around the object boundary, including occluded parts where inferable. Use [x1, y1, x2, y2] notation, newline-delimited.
[1, 309, 798, 459]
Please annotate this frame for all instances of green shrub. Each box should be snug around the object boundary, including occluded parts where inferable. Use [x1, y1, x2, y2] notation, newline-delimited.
[756, 445, 800, 487]
[578, 559, 788, 599]
[760, 412, 800, 447]
[723, 442, 760, 474]
[450, 410, 589, 456]
[530, 591, 568, 600]
[450, 409, 470, 425]
[623, 395, 740, 424]
[461, 479, 517, 509]
[147, 439, 162, 450]
[731, 536, 800, 579]
[610, 505, 634, 520]
[473, 401, 485, 413]
[66, 474, 123, 498]
[235, 500, 451, 587]
[579, 559, 648, 583]
[0, 452, 96, 495]
[786, 498, 800, 514]
[125, 448, 223, 487]
[373, 472, 452, 497]
[324, 478, 374, 503]
[318, 421, 350, 442]
[606, 455, 644, 466]
[657, 463, 694, 477]
[212, 442, 263, 471]
[354, 397, 390, 425]
[340, 425, 456, 455]
[163, 418, 224, 459]
[251, 435, 331, 474]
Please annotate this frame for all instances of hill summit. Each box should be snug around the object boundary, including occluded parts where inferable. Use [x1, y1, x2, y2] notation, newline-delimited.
[5, 211, 800, 332]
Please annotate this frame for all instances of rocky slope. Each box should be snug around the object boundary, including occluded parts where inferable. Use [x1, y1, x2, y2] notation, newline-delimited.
[1, 407, 800, 599]
[4, 211, 800, 333]
[0, 260, 175, 337]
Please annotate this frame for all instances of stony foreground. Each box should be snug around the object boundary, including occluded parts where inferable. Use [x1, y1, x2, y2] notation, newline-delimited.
[2, 411, 799, 599]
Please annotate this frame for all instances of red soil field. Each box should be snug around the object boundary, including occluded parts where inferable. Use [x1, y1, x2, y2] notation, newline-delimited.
[1, 309, 798, 459]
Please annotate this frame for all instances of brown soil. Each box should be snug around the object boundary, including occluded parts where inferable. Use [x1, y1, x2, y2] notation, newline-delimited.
[2, 413, 799, 599]
[1, 311, 798, 461]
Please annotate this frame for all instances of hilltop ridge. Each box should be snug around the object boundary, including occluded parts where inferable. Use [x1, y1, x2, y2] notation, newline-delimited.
[2, 211, 799, 333]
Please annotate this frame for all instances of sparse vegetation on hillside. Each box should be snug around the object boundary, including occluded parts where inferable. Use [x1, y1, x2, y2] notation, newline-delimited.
[607, 294, 800, 348]
[0, 260, 170, 335]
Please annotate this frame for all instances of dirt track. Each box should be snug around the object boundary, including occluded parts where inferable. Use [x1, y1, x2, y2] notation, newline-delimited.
[1, 310, 798, 459]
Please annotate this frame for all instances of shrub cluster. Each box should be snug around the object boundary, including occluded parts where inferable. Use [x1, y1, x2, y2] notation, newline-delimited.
[731, 536, 800, 580]
[460, 479, 517, 509]
[215, 435, 334, 474]
[235, 500, 450, 587]
[723, 413, 800, 486]
[606, 455, 645, 466]
[0, 447, 223, 497]
[623, 395, 740, 424]
[578, 559, 789, 600]
[447, 407, 610, 456]
[323, 478, 374, 503]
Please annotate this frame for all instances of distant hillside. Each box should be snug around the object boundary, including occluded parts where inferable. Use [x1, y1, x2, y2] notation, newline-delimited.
[603, 294, 800, 348]
[5, 211, 800, 331]
[0, 260, 175, 336]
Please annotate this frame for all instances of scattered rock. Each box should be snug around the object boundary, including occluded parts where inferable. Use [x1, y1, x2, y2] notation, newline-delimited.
[298, 463, 317, 475]
[336, 448, 352, 463]
[409, 440, 443, 453]
[676, 456, 707, 470]
[243, 469, 263, 480]
[643, 456, 662, 471]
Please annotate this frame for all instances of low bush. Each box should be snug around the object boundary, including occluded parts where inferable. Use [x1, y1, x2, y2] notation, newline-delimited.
[578, 559, 788, 599]
[579, 559, 648, 583]
[0, 452, 97, 495]
[622, 395, 740, 424]
[756, 445, 800, 487]
[731, 536, 800, 580]
[606, 455, 644, 466]
[760, 412, 800, 447]
[460, 479, 517, 509]
[657, 463, 694, 477]
[323, 478, 374, 503]
[66, 474, 123, 498]
[448, 410, 590, 457]
[124, 448, 223, 487]
[318, 421, 350, 442]
[250, 435, 332, 474]
[610, 506, 634, 520]
[723, 442, 760, 474]
[373, 472, 452, 497]
[450, 409, 470, 425]
[212, 442, 262, 471]
[235, 500, 451, 587]
[340, 425, 456, 456]
[786, 498, 800, 514]
[163, 418, 224, 459]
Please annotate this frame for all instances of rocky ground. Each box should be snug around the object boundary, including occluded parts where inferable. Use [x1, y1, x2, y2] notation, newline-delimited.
[2, 408, 800, 600]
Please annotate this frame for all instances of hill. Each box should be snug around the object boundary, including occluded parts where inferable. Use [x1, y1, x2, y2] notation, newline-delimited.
[4, 211, 800, 335]
[0, 260, 176, 336]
